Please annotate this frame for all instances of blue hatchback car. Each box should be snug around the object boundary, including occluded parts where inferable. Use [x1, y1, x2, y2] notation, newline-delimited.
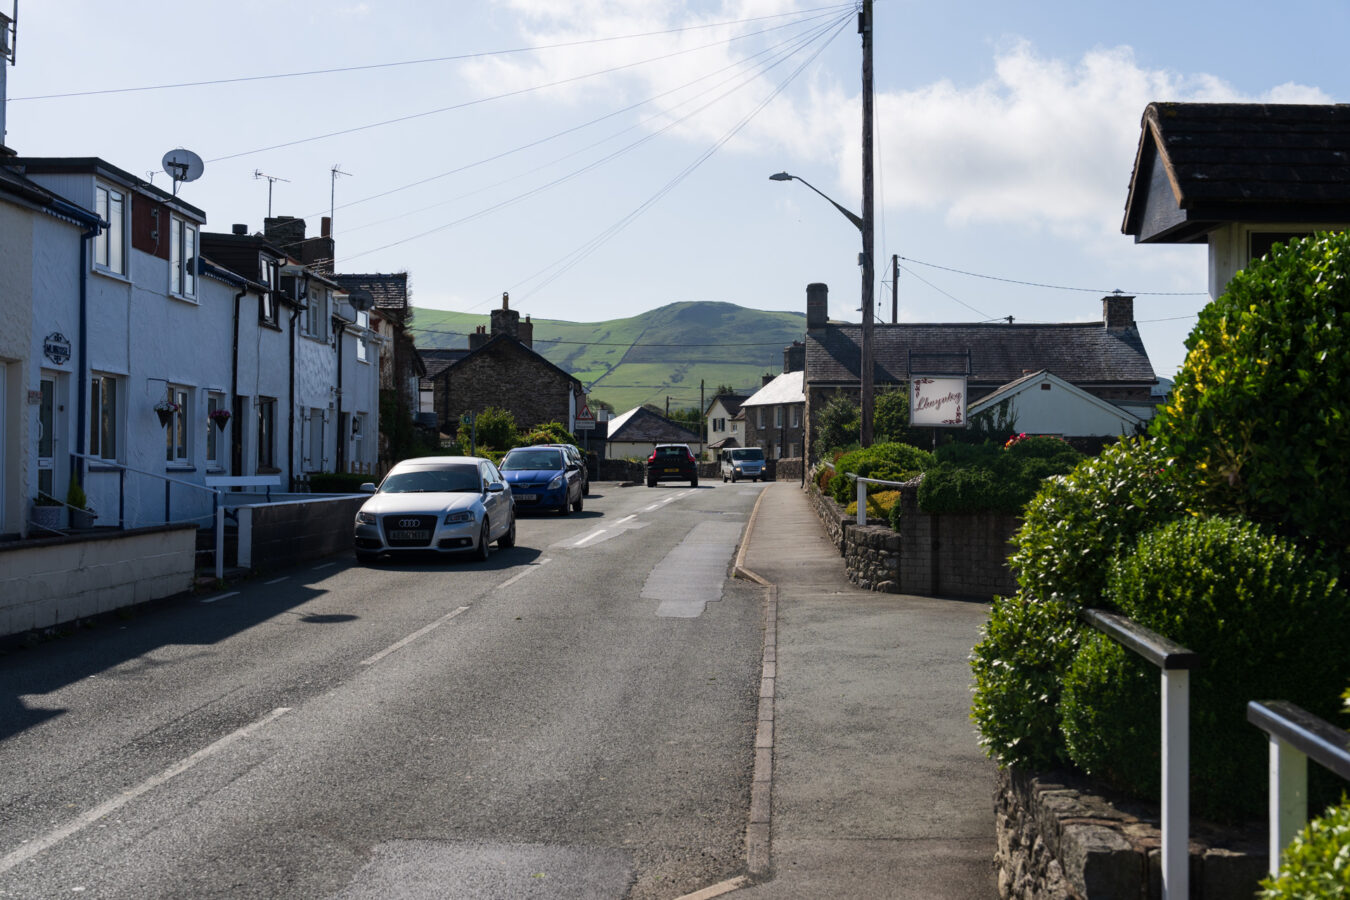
[499, 445, 584, 515]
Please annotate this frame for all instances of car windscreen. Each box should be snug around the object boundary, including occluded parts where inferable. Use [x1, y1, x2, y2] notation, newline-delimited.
[380, 465, 480, 493]
[501, 449, 562, 471]
[730, 449, 763, 461]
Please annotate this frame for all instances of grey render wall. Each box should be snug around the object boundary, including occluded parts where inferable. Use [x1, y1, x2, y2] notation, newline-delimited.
[237, 496, 366, 570]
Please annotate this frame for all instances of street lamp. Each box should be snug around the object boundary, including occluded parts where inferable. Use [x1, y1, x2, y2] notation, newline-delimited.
[771, 170, 874, 446]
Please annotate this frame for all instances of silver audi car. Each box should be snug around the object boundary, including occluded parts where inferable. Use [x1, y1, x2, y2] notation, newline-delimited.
[353, 456, 515, 564]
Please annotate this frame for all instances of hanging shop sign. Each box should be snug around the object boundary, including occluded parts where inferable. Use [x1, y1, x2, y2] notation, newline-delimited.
[910, 376, 967, 427]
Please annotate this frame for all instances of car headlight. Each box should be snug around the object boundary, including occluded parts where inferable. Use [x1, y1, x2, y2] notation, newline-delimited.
[356, 511, 376, 525]
[444, 511, 474, 524]
[548, 474, 565, 490]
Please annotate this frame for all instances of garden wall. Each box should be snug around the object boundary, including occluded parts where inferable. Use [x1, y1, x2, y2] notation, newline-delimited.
[805, 481, 1018, 600]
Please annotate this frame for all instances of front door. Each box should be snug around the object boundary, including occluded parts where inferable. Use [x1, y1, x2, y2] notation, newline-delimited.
[36, 377, 57, 501]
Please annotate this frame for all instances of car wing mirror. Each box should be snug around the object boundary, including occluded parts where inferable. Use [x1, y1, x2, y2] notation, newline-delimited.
[360, 482, 377, 493]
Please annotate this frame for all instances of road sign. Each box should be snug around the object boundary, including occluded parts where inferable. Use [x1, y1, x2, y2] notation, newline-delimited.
[575, 400, 596, 431]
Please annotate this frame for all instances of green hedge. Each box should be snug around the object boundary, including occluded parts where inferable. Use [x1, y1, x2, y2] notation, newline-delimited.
[827, 442, 933, 505]
[969, 437, 1196, 769]
[1061, 517, 1350, 821]
[917, 437, 1081, 515]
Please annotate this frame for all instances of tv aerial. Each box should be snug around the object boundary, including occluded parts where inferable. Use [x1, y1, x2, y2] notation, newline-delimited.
[161, 148, 204, 197]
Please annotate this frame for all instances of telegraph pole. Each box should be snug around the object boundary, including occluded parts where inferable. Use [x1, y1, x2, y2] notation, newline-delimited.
[859, 0, 875, 446]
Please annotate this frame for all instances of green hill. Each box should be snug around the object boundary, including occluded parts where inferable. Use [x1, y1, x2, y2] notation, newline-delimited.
[409, 301, 806, 412]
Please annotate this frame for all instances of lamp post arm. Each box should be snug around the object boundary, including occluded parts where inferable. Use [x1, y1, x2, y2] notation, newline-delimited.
[793, 176, 864, 231]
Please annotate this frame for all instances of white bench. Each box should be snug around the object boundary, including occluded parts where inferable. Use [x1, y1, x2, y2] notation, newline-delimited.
[205, 475, 282, 503]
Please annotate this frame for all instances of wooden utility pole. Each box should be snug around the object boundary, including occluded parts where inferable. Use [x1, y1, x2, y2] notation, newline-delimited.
[860, 0, 875, 446]
[892, 253, 899, 323]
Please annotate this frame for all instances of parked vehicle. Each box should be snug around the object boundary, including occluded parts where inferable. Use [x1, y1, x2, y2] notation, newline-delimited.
[500, 445, 584, 514]
[544, 442, 590, 496]
[720, 447, 766, 482]
[353, 456, 515, 564]
[647, 443, 699, 488]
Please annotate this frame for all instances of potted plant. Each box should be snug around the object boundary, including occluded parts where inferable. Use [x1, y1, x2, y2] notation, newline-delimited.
[208, 408, 231, 430]
[67, 480, 96, 529]
[154, 397, 179, 428]
[31, 491, 64, 531]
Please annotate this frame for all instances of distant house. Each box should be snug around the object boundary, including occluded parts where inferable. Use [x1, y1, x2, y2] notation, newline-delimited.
[968, 370, 1145, 441]
[1123, 102, 1350, 296]
[801, 283, 1156, 462]
[430, 293, 585, 439]
[605, 406, 704, 461]
[741, 371, 806, 459]
[704, 392, 747, 455]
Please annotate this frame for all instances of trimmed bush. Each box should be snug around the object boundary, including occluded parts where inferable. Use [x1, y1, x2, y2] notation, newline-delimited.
[918, 437, 1080, 515]
[1151, 231, 1350, 559]
[969, 437, 1196, 769]
[1261, 800, 1350, 898]
[827, 442, 932, 505]
[846, 489, 900, 520]
[1060, 517, 1350, 821]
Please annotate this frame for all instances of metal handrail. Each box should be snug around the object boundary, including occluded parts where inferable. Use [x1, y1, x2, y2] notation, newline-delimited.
[1247, 700, 1350, 876]
[1081, 608, 1199, 900]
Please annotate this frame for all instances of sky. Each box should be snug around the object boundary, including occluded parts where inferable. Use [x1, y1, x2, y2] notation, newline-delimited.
[4, 1, 1345, 378]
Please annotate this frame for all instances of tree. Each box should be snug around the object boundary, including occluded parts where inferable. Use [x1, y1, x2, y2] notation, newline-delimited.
[475, 406, 518, 450]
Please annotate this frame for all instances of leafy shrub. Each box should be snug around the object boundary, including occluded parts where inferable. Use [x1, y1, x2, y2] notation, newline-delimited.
[816, 394, 860, 455]
[1261, 800, 1350, 898]
[1060, 517, 1350, 821]
[969, 592, 1080, 768]
[474, 406, 518, 450]
[1151, 231, 1350, 559]
[969, 437, 1196, 769]
[918, 437, 1081, 515]
[517, 421, 580, 448]
[846, 489, 900, 521]
[828, 442, 933, 505]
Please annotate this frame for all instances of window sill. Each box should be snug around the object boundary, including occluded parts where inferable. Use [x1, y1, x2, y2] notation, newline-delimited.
[169, 292, 200, 306]
[166, 465, 196, 473]
[92, 267, 131, 284]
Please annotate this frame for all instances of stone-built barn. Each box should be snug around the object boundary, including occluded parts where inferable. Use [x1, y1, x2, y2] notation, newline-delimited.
[430, 294, 586, 438]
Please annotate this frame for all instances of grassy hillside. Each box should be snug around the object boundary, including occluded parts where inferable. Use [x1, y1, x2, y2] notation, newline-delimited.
[410, 301, 806, 413]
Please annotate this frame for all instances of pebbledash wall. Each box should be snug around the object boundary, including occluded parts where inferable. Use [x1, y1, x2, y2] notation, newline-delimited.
[0, 525, 197, 638]
[804, 480, 1018, 599]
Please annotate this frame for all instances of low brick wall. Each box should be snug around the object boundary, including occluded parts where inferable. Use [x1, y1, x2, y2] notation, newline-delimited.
[804, 481, 1019, 599]
[0, 525, 197, 638]
[236, 496, 366, 571]
[996, 767, 1264, 899]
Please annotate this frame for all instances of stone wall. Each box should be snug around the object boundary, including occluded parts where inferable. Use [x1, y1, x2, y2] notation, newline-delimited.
[804, 480, 1018, 600]
[434, 338, 575, 435]
[995, 767, 1264, 900]
[0, 525, 197, 638]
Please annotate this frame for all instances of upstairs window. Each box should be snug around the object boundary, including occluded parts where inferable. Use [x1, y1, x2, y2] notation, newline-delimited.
[94, 184, 126, 275]
[305, 287, 328, 341]
[259, 259, 278, 326]
[356, 309, 369, 362]
[169, 217, 197, 299]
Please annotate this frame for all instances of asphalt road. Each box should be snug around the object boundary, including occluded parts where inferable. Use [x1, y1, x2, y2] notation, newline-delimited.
[0, 481, 770, 899]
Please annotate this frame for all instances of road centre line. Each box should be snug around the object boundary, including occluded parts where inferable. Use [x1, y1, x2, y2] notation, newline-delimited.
[0, 707, 291, 875]
[312, 562, 336, 570]
[200, 592, 239, 604]
[572, 529, 607, 547]
[361, 606, 471, 666]
[614, 515, 636, 525]
[264, 577, 287, 585]
[498, 558, 552, 590]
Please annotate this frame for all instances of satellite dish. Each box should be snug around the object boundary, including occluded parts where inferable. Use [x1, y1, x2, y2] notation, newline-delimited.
[161, 148, 204, 195]
[347, 289, 374, 312]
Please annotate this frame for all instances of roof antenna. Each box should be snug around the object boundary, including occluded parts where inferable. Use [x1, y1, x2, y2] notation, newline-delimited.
[254, 169, 290, 218]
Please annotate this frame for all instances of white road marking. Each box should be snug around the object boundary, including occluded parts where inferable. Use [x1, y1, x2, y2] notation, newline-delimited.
[263, 577, 287, 585]
[572, 529, 608, 547]
[312, 562, 336, 570]
[499, 558, 551, 589]
[361, 606, 471, 666]
[614, 515, 637, 525]
[199, 592, 239, 604]
[0, 707, 291, 875]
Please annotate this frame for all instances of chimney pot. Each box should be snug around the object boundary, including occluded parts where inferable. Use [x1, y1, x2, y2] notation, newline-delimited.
[232, 223, 248, 235]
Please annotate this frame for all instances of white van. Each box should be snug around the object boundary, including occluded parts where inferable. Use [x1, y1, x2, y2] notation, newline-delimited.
[720, 447, 766, 482]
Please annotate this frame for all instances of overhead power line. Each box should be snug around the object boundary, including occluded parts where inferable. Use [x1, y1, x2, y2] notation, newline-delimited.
[899, 256, 1208, 296]
[10, 4, 854, 102]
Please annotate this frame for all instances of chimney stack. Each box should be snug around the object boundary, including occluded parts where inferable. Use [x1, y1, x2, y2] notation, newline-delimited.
[783, 340, 805, 373]
[1103, 294, 1135, 331]
[232, 223, 248, 235]
[806, 283, 828, 330]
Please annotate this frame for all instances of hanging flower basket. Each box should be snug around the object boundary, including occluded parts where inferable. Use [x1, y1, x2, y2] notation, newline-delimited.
[154, 398, 179, 428]
[209, 408, 231, 430]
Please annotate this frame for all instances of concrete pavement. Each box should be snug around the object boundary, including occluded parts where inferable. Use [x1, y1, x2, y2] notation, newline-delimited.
[717, 480, 998, 899]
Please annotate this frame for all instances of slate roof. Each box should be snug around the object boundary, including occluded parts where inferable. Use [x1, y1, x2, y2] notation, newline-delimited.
[331, 273, 409, 318]
[1123, 102, 1350, 243]
[418, 348, 469, 387]
[741, 372, 805, 408]
[606, 406, 702, 444]
[806, 321, 1155, 396]
[437, 334, 581, 389]
[705, 392, 748, 418]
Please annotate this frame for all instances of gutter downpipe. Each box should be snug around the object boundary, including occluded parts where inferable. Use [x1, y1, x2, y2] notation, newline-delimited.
[334, 318, 346, 475]
[288, 303, 300, 491]
[57, 200, 105, 495]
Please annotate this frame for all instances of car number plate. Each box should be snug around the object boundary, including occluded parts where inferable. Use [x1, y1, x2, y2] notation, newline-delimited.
[389, 529, 429, 541]
[517, 494, 537, 501]
[663, 467, 679, 473]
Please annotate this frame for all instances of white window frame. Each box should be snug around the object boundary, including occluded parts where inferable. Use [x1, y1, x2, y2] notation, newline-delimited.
[89, 373, 121, 461]
[775, 406, 783, 428]
[166, 386, 190, 465]
[757, 408, 765, 428]
[305, 288, 328, 341]
[206, 393, 226, 468]
[792, 406, 801, 428]
[94, 184, 126, 276]
[169, 216, 197, 300]
[305, 407, 326, 472]
[260, 260, 279, 326]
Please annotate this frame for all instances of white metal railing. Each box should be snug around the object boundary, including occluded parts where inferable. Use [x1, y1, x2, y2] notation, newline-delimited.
[70, 451, 222, 576]
[1247, 700, 1350, 876]
[1081, 609, 1200, 900]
